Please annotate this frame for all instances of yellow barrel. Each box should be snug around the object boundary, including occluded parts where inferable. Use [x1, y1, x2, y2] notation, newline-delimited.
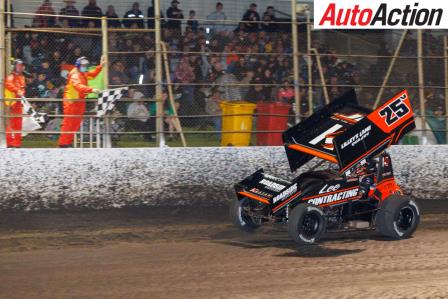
[220, 101, 256, 146]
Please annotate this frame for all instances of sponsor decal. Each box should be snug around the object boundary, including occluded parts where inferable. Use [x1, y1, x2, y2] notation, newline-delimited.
[378, 94, 410, 126]
[307, 188, 359, 205]
[263, 174, 291, 185]
[341, 125, 372, 149]
[319, 183, 341, 194]
[309, 113, 364, 151]
[259, 179, 285, 192]
[314, 0, 448, 29]
[272, 184, 298, 204]
[249, 188, 272, 199]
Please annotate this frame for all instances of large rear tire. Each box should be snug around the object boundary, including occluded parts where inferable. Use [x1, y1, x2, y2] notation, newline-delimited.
[229, 197, 262, 232]
[376, 195, 420, 239]
[288, 203, 326, 245]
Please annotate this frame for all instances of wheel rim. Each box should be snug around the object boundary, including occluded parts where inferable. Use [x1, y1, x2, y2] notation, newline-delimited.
[300, 212, 320, 238]
[395, 206, 415, 232]
[239, 200, 262, 226]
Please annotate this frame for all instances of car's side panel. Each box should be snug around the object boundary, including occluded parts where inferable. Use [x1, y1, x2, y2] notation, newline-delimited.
[272, 179, 361, 215]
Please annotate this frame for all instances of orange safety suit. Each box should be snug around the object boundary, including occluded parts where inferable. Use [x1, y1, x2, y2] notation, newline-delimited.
[58, 65, 102, 146]
[4, 73, 25, 147]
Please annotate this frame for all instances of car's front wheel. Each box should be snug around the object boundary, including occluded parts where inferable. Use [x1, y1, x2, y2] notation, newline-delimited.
[376, 195, 420, 239]
[288, 203, 326, 245]
[229, 197, 262, 232]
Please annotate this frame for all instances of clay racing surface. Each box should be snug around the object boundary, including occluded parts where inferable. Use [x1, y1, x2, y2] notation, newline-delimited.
[1, 201, 448, 298]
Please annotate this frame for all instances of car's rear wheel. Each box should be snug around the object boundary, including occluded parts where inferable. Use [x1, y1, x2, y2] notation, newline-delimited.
[229, 197, 262, 232]
[288, 203, 326, 245]
[376, 195, 420, 239]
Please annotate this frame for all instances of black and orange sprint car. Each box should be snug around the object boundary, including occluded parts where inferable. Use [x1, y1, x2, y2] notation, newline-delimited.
[231, 89, 420, 245]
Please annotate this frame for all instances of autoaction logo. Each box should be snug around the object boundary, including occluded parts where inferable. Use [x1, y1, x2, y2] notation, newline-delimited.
[314, 0, 448, 29]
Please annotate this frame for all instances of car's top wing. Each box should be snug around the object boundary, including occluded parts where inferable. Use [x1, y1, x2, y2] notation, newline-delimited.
[283, 89, 372, 172]
[333, 90, 415, 173]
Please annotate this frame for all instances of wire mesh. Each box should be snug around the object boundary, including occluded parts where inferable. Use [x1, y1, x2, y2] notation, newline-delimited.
[2, 2, 448, 147]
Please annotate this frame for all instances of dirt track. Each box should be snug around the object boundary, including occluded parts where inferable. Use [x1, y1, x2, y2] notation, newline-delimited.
[1, 201, 448, 298]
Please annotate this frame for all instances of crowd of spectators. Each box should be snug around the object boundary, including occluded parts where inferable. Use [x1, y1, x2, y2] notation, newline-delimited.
[9, 0, 447, 143]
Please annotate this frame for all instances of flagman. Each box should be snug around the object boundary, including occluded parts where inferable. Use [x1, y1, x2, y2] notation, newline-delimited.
[4, 59, 26, 148]
[58, 56, 105, 148]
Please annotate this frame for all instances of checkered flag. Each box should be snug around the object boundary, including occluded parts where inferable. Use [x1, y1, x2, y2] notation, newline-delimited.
[21, 96, 47, 124]
[96, 87, 128, 118]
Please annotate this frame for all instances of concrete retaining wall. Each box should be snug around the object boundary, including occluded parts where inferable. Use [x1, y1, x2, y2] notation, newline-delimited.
[0, 146, 447, 210]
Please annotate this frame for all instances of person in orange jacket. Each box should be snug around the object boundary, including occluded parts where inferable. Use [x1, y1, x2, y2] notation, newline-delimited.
[4, 59, 26, 148]
[58, 56, 105, 147]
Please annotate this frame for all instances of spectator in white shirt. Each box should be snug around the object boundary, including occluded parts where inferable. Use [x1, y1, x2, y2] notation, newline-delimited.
[207, 2, 228, 33]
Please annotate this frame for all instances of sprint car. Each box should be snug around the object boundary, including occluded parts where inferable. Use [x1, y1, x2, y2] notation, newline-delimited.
[230, 89, 420, 245]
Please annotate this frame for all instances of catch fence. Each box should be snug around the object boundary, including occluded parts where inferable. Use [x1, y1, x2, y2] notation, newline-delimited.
[0, 1, 447, 147]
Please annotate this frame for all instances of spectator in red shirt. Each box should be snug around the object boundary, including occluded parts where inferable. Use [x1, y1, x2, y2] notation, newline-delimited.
[32, 0, 56, 28]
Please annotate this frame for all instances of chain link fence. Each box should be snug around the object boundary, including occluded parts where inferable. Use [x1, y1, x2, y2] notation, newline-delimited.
[2, 2, 448, 147]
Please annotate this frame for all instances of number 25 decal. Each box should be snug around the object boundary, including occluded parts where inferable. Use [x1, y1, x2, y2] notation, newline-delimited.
[378, 97, 410, 126]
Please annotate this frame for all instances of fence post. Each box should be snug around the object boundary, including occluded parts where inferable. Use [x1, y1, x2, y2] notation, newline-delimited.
[306, 8, 313, 115]
[291, 0, 301, 123]
[5, 0, 10, 73]
[154, 0, 164, 147]
[417, 30, 427, 140]
[101, 16, 111, 148]
[444, 36, 448, 144]
[0, 0, 6, 148]
[311, 48, 329, 104]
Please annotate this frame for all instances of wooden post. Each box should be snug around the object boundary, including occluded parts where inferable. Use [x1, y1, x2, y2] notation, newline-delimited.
[101, 16, 111, 147]
[291, 0, 301, 123]
[374, 30, 408, 108]
[444, 36, 448, 144]
[417, 30, 427, 140]
[0, 0, 6, 148]
[154, 0, 164, 147]
[311, 48, 329, 104]
[161, 42, 187, 146]
[306, 9, 313, 115]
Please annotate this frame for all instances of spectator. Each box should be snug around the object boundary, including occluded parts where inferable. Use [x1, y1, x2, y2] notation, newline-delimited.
[49, 50, 64, 75]
[35, 71, 50, 98]
[166, 0, 184, 32]
[126, 89, 154, 141]
[240, 70, 255, 98]
[246, 78, 268, 102]
[207, 2, 227, 33]
[105, 5, 121, 28]
[110, 60, 130, 85]
[123, 2, 145, 29]
[262, 6, 277, 32]
[175, 56, 194, 84]
[59, 0, 80, 27]
[81, 0, 102, 27]
[175, 57, 195, 108]
[241, 3, 260, 32]
[216, 70, 242, 101]
[161, 91, 180, 141]
[205, 87, 223, 138]
[187, 10, 199, 32]
[39, 59, 54, 81]
[65, 46, 83, 64]
[32, 0, 56, 28]
[147, 0, 165, 29]
[277, 80, 294, 102]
